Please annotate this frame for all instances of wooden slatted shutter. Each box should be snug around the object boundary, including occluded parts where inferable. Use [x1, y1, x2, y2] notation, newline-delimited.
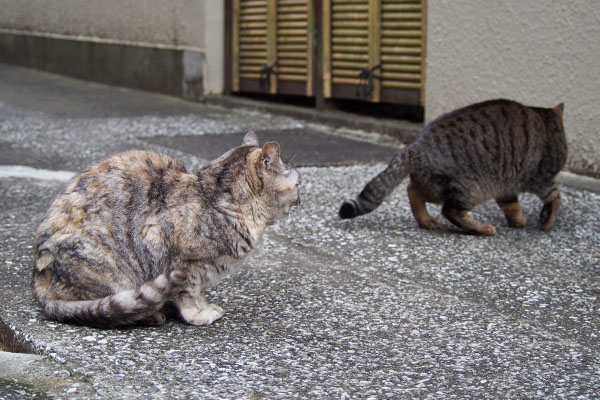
[232, 0, 314, 96]
[323, 0, 370, 98]
[380, 0, 425, 104]
[323, 0, 426, 105]
[232, 0, 270, 93]
[278, 0, 314, 95]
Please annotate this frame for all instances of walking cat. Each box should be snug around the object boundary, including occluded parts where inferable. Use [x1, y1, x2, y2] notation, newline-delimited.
[33, 131, 300, 328]
[339, 99, 567, 235]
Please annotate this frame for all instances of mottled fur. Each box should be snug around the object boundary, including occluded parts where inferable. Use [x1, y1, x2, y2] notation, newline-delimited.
[33, 132, 300, 327]
[339, 99, 567, 235]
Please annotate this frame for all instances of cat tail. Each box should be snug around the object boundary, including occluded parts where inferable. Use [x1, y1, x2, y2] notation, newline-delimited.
[339, 147, 412, 219]
[33, 267, 186, 328]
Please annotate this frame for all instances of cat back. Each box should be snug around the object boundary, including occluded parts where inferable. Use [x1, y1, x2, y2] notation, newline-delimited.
[340, 99, 567, 235]
[33, 131, 300, 327]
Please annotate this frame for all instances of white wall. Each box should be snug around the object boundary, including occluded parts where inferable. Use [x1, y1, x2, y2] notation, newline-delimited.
[425, 1, 600, 177]
[0, 0, 200, 47]
[203, 0, 225, 95]
[0, 0, 224, 95]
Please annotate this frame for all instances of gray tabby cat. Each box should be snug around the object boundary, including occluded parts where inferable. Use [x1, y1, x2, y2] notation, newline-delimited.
[339, 99, 567, 235]
[33, 131, 300, 328]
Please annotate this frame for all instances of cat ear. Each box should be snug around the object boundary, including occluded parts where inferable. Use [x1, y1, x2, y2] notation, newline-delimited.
[553, 103, 564, 117]
[242, 131, 259, 147]
[261, 142, 281, 167]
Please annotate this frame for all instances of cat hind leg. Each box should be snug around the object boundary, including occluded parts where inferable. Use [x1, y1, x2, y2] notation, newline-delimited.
[496, 195, 527, 228]
[538, 187, 561, 230]
[407, 182, 440, 229]
[442, 203, 496, 235]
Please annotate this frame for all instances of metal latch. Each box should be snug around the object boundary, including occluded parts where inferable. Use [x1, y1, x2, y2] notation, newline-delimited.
[357, 63, 381, 98]
[259, 62, 278, 89]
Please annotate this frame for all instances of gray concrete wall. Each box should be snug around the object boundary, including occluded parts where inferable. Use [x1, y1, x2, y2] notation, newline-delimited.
[425, 1, 600, 177]
[0, 0, 204, 48]
[0, 0, 224, 96]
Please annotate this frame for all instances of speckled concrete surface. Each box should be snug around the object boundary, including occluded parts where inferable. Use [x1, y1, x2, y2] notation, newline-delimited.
[0, 64, 599, 399]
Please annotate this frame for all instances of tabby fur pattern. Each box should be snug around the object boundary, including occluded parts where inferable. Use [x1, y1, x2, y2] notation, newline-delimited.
[339, 99, 567, 235]
[33, 132, 300, 327]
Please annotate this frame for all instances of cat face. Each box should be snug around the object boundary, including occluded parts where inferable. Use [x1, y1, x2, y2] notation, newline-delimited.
[259, 141, 300, 222]
[219, 131, 300, 224]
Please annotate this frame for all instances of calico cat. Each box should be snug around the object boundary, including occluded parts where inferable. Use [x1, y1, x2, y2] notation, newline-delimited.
[339, 99, 567, 235]
[33, 131, 300, 328]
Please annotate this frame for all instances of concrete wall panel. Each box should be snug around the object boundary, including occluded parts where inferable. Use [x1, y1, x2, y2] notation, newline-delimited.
[426, 1, 600, 177]
[0, 0, 205, 48]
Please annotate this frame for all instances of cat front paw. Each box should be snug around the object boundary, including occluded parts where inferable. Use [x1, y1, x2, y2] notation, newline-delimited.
[506, 215, 527, 228]
[417, 217, 440, 229]
[478, 224, 497, 236]
[180, 304, 224, 326]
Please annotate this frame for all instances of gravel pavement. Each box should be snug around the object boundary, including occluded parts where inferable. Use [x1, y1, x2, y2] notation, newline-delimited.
[0, 63, 598, 399]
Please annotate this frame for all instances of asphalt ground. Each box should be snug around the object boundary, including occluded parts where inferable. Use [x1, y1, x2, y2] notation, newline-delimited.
[0, 63, 599, 399]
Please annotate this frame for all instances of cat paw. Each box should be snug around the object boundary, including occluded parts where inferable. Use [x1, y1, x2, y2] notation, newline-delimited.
[181, 304, 224, 326]
[540, 219, 555, 231]
[477, 224, 497, 236]
[539, 209, 556, 230]
[417, 218, 440, 229]
[139, 312, 166, 326]
[507, 216, 527, 228]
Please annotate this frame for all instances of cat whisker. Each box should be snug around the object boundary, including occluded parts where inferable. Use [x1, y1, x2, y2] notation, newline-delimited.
[284, 203, 303, 225]
[288, 153, 298, 167]
[283, 210, 294, 226]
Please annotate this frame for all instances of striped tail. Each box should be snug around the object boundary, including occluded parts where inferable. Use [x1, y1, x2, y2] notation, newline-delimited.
[339, 148, 412, 219]
[34, 270, 186, 328]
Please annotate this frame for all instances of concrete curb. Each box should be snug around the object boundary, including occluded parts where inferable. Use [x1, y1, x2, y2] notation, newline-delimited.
[557, 171, 600, 193]
[0, 351, 96, 399]
[207, 95, 423, 144]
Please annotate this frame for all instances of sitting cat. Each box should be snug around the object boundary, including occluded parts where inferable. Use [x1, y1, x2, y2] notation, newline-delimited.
[33, 131, 300, 328]
[339, 99, 567, 235]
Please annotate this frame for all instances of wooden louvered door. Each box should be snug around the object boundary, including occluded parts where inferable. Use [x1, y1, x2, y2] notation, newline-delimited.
[228, 0, 426, 106]
[231, 0, 315, 96]
[322, 0, 426, 105]
[232, 0, 271, 94]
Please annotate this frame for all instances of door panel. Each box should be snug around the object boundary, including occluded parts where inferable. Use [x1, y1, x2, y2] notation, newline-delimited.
[232, 0, 314, 96]
[323, 0, 426, 105]
[230, 0, 426, 106]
